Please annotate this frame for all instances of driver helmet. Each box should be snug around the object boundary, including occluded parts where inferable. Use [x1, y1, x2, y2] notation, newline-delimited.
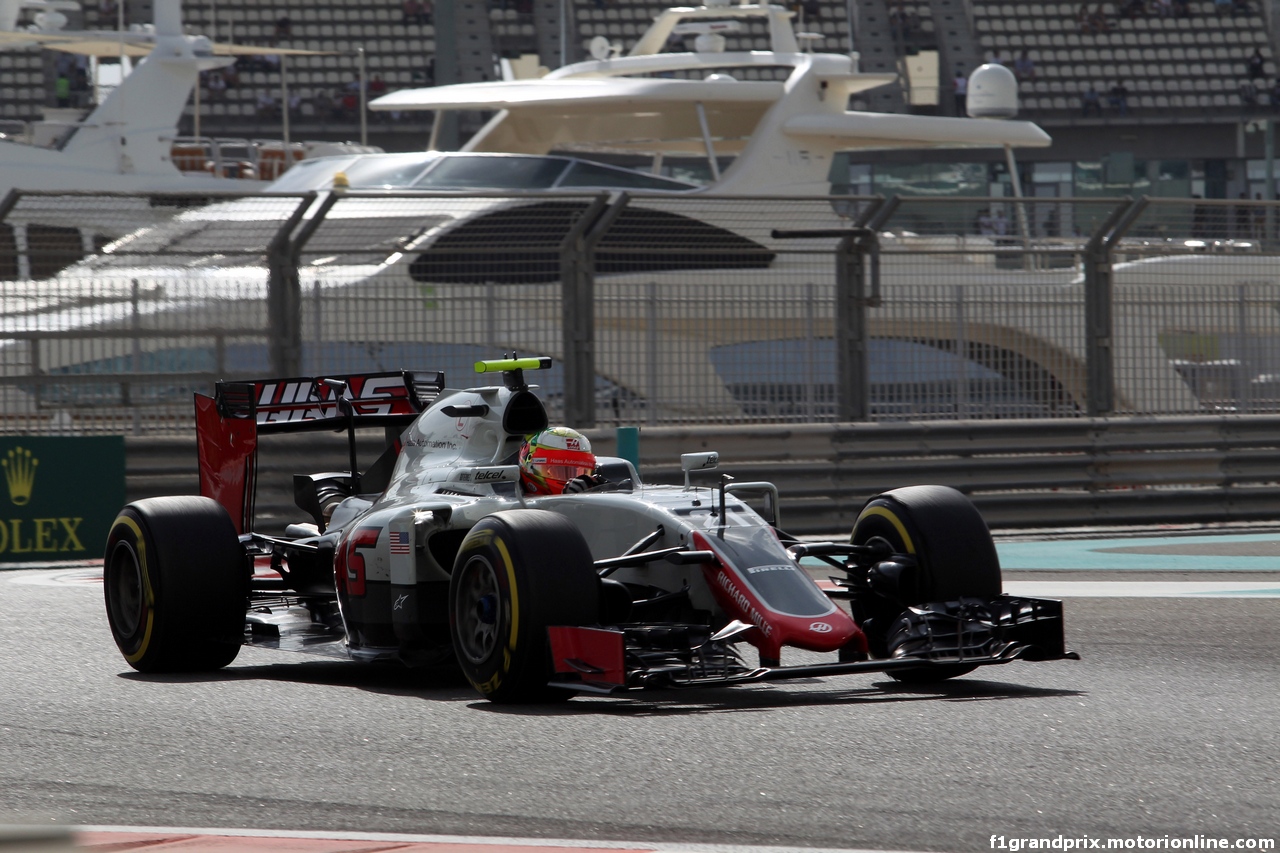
[519, 427, 596, 495]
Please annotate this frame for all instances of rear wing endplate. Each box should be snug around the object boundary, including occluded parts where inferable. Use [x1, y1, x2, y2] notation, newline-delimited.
[196, 370, 444, 533]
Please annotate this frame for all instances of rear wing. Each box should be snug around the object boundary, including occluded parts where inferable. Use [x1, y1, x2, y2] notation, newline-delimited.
[213, 370, 445, 433]
[196, 370, 445, 533]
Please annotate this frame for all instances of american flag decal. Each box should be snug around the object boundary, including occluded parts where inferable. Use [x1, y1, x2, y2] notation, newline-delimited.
[389, 531, 411, 555]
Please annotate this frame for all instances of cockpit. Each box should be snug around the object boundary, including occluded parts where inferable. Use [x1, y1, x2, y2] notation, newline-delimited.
[266, 152, 701, 193]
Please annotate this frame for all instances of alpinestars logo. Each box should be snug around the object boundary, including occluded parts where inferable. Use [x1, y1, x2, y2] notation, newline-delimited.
[3, 447, 37, 506]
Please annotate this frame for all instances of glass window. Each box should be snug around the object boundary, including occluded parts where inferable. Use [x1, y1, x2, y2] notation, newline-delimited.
[266, 156, 360, 191]
[556, 160, 697, 190]
[413, 156, 570, 189]
[1032, 162, 1073, 184]
[871, 162, 987, 197]
[341, 153, 441, 188]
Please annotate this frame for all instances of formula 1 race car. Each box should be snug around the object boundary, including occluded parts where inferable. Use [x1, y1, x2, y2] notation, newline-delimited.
[103, 357, 1077, 703]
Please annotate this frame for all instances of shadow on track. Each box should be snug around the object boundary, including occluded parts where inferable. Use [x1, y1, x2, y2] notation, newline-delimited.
[473, 677, 1085, 716]
[116, 659, 477, 701]
[118, 663, 1083, 715]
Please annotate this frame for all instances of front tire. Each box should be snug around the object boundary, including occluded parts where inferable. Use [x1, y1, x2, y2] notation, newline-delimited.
[103, 496, 247, 672]
[850, 485, 1001, 682]
[450, 510, 599, 703]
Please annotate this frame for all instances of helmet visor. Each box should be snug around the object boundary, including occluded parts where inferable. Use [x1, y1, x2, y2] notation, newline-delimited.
[526, 446, 595, 486]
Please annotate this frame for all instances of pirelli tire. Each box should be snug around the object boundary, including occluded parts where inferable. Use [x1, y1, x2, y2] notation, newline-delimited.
[449, 509, 599, 704]
[850, 485, 1002, 683]
[103, 496, 248, 673]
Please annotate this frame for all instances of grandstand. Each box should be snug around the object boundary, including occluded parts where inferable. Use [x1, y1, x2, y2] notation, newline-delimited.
[975, 1, 1274, 117]
[3, 0, 1280, 200]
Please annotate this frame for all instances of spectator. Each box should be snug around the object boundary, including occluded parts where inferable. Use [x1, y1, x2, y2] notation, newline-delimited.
[1078, 2, 1093, 32]
[273, 14, 292, 42]
[1082, 84, 1102, 116]
[1270, 78, 1280, 111]
[1172, 0, 1191, 17]
[1240, 79, 1259, 109]
[369, 74, 387, 97]
[402, 0, 428, 25]
[98, 0, 118, 19]
[977, 209, 995, 236]
[54, 72, 70, 107]
[1253, 192, 1265, 239]
[205, 69, 227, 100]
[1214, 0, 1231, 16]
[1089, 4, 1110, 31]
[1152, 0, 1173, 16]
[888, 3, 905, 39]
[287, 91, 302, 117]
[989, 49, 1004, 66]
[256, 91, 278, 119]
[953, 68, 968, 115]
[802, 0, 821, 19]
[992, 209, 1009, 237]
[1247, 47, 1266, 81]
[1232, 0, 1250, 15]
[314, 89, 334, 119]
[1014, 50, 1036, 81]
[340, 89, 359, 120]
[1108, 81, 1130, 115]
[70, 64, 89, 107]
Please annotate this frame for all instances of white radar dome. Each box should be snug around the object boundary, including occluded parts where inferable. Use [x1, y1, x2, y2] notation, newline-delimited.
[694, 33, 727, 53]
[33, 10, 67, 30]
[967, 63, 1019, 118]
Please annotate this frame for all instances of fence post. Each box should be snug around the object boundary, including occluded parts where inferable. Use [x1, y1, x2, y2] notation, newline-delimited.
[771, 226, 880, 422]
[560, 192, 628, 429]
[1082, 197, 1146, 416]
[265, 191, 324, 377]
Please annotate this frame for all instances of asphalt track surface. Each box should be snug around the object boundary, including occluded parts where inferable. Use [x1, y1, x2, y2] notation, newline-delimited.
[1, 528, 1278, 853]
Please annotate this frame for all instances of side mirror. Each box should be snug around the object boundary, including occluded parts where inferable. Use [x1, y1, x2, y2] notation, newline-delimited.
[680, 451, 718, 490]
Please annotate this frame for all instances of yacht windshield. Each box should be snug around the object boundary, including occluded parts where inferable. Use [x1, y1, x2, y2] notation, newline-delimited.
[268, 153, 699, 192]
[557, 160, 697, 190]
[266, 153, 440, 191]
[266, 156, 360, 191]
[413, 156, 570, 190]
[338, 153, 441, 188]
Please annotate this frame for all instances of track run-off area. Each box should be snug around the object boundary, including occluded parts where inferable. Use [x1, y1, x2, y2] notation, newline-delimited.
[1, 526, 1277, 853]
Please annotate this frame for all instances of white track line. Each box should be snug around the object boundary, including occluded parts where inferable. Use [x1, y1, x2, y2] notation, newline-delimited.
[72, 827, 923, 853]
[1006, 580, 1280, 597]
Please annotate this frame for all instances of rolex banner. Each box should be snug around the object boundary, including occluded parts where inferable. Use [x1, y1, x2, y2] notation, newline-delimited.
[0, 437, 125, 563]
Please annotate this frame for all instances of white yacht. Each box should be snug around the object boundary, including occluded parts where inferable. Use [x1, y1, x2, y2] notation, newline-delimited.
[366, 1, 1049, 197]
[0, 0, 348, 198]
[6, 3, 1089, 423]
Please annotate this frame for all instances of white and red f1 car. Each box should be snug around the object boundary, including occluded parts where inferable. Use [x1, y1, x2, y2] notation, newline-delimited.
[103, 357, 1076, 702]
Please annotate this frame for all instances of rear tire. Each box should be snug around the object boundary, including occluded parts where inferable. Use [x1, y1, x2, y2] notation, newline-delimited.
[103, 496, 247, 672]
[850, 485, 1000, 683]
[450, 510, 599, 703]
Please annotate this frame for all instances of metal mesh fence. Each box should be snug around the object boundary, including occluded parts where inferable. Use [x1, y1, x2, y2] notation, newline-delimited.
[8, 190, 1280, 434]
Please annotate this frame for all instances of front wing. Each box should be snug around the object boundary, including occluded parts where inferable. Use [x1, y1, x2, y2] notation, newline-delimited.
[547, 595, 1079, 694]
